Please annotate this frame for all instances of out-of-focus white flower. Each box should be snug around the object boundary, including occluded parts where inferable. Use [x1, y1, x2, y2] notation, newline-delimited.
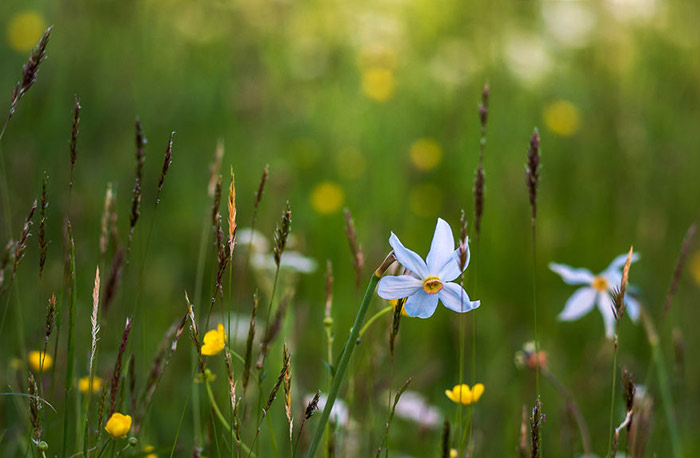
[429, 39, 478, 88]
[252, 251, 317, 274]
[605, 0, 660, 23]
[237, 228, 270, 253]
[503, 33, 552, 85]
[542, 2, 596, 48]
[307, 394, 350, 425]
[392, 391, 442, 429]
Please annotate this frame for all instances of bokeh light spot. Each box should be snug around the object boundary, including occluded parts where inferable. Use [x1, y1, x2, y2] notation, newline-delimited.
[362, 68, 395, 102]
[7, 11, 45, 53]
[410, 138, 442, 171]
[409, 183, 443, 217]
[310, 181, 345, 215]
[543, 100, 581, 136]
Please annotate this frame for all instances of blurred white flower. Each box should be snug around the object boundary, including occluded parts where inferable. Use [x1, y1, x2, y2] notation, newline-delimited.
[542, 2, 596, 49]
[252, 251, 317, 274]
[307, 393, 350, 425]
[429, 39, 478, 88]
[237, 228, 270, 253]
[392, 391, 442, 429]
[503, 33, 552, 85]
[605, 0, 660, 23]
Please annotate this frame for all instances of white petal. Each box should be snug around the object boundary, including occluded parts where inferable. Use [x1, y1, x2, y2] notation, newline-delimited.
[596, 292, 616, 339]
[438, 249, 463, 282]
[605, 252, 640, 273]
[390, 233, 428, 278]
[557, 287, 596, 321]
[403, 290, 439, 319]
[426, 218, 455, 274]
[377, 276, 423, 300]
[549, 262, 595, 285]
[439, 282, 480, 313]
[625, 295, 640, 322]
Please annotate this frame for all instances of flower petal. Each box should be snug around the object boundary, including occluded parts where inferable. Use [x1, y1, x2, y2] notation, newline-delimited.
[549, 262, 595, 285]
[596, 292, 616, 339]
[390, 232, 428, 278]
[377, 275, 423, 300]
[438, 249, 464, 282]
[426, 218, 455, 274]
[625, 295, 640, 322]
[439, 282, 480, 313]
[605, 252, 640, 273]
[403, 290, 439, 318]
[558, 287, 597, 321]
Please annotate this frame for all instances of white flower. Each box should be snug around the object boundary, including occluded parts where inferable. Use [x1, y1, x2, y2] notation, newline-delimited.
[377, 218, 480, 318]
[549, 253, 641, 338]
[392, 391, 442, 429]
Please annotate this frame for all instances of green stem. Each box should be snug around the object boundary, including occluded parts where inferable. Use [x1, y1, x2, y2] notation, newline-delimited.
[62, 225, 77, 458]
[606, 341, 618, 457]
[357, 305, 393, 339]
[305, 272, 380, 458]
[205, 380, 255, 457]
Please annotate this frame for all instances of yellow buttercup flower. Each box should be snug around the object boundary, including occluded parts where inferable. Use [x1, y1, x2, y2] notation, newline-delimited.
[7, 11, 46, 53]
[450, 449, 458, 458]
[389, 299, 409, 317]
[410, 139, 442, 171]
[362, 67, 395, 102]
[201, 323, 226, 356]
[79, 376, 103, 394]
[28, 351, 52, 372]
[445, 383, 484, 405]
[310, 181, 345, 215]
[543, 100, 580, 136]
[105, 412, 132, 438]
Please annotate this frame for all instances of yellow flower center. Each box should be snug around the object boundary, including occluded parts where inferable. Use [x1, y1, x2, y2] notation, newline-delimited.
[591, 275, 609, 292]
[422, 276, 443, 294]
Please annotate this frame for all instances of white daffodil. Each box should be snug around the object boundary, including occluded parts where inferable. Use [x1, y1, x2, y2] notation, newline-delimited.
[377, 218, 480, 318]
[549, 253, 641, 338]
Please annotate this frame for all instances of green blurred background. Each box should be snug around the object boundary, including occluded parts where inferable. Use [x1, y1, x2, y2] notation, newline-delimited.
[1, 0, 700, 455]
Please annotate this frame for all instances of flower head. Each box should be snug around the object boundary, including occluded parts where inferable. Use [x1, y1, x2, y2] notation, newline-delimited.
[201, 323, 226, 356]
[79, 376, 103, 394]
[28, 351, 52, 372]
[377, 218, 480, 318]
[445, 383, 484, 405]
[550, 252, 641, 338]
[105, 412, 132, 438]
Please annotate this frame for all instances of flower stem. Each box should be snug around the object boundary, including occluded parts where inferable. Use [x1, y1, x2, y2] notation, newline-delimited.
[205, 379, 255, 457]
[357, 305, 393, 339]
[606, 339, 618, 457]
[305, 272, 380, 458]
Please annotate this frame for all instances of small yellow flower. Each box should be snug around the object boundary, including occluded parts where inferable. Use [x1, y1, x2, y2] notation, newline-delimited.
[389, 299, 409, 317]
[543, 100, 581, 136]
[445, 383, 484, 405]
[201, 323, 226, 356]
[105, 412, 132, 438]
[362, 67, 395, 102]
[28, 351, 52, 372]
[194, 368, 217, 383]
[145, 445, 157, 458]
[410, 139, 442, 171]
[7, 11, 46, 52]
[79, 376, 103, 394]
[450, 449, 458, 458]
[310, 181, 345, 215]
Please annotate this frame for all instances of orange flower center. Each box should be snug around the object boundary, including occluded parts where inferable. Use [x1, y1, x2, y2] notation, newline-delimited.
[422, 276, 443, 294]
[592, 275, 609, 292]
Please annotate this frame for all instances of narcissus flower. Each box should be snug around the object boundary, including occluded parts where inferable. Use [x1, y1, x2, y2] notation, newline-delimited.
[105, 412, 132, 438]
[28, 351, 52, 372]
[445, 383, 484, 405]
[201, 323, 226, 356]
[550, 253, 641, 338]
[377, 218, 480, 318]
[79, 376, 103, 394]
